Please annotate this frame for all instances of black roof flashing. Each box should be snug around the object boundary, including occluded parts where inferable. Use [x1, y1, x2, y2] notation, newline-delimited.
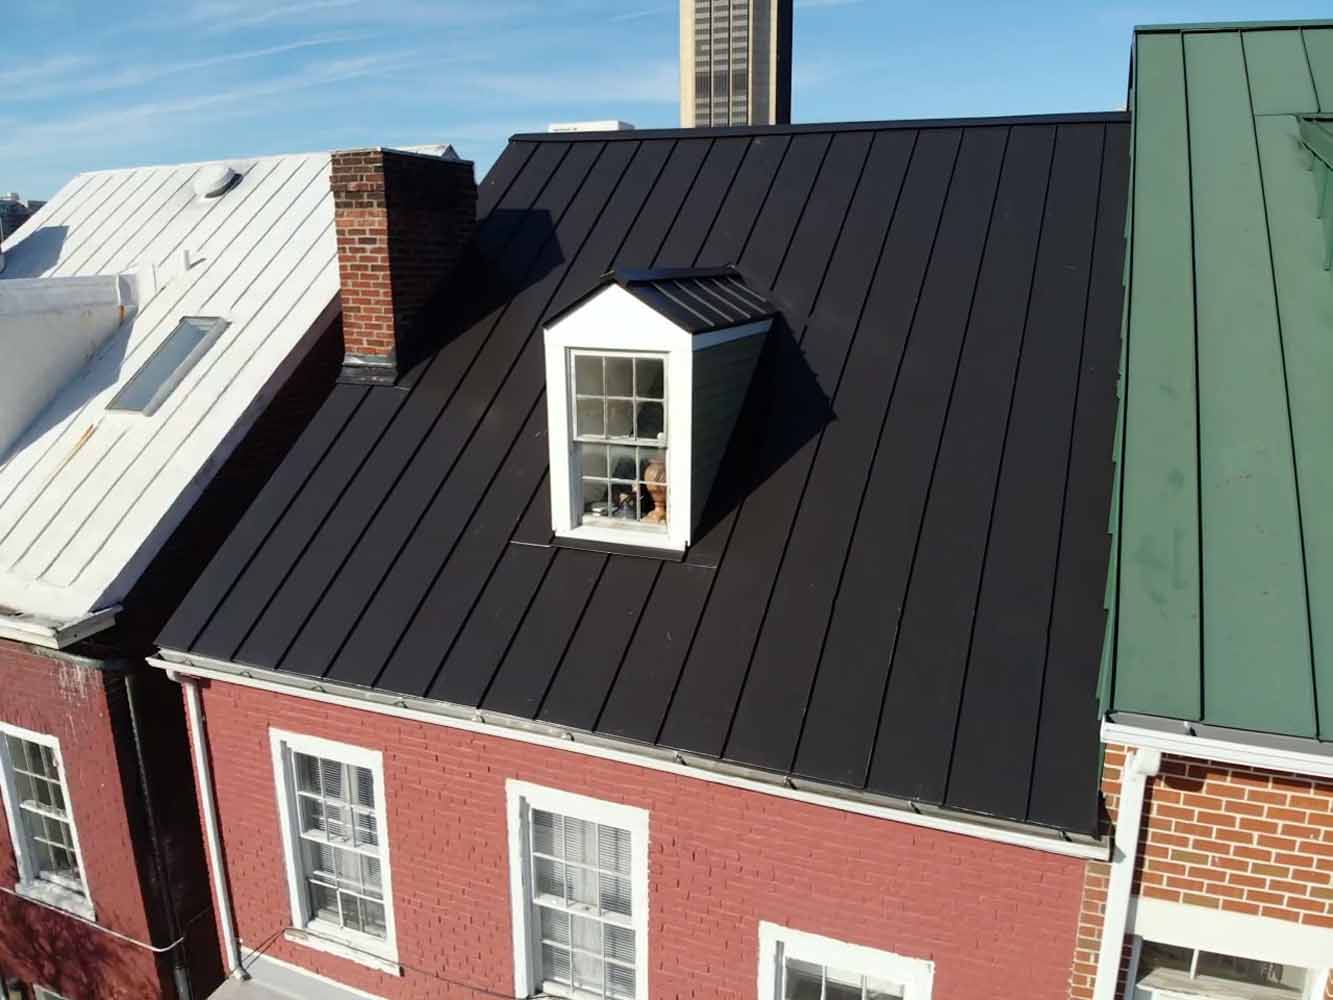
[162, 114, 1130, 836]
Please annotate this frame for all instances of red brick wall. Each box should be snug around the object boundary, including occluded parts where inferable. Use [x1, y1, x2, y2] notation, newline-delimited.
[0, 643, 168, 998]
[195, 680, 1090, 1000]
[1068, 744, 1333, 999]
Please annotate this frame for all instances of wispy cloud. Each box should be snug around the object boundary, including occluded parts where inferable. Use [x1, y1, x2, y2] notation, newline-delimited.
[464, 59, 678, 104]
[796, 0, 866, 7]
[608, 4, 674, 23]
[189, 0, 361, 31]
[0, 54, 92, 91]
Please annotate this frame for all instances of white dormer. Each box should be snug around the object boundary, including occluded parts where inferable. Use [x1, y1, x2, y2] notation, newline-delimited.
[543, 267, 775, 555]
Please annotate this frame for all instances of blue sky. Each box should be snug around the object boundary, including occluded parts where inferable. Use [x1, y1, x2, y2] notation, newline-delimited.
[6, 0, 1332, 199]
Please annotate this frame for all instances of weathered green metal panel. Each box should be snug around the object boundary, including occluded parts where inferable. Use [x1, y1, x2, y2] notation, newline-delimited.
[1255, 114, 1333, 738]
[1304, 28, 1333, 111]
[1115, 32, 1202, 721]
[1241, 30, 1318, 114]
[1185, 31, 1316, 737]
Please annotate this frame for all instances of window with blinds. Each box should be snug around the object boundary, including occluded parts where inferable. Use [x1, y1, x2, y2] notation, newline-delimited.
[508, 783, 649, 1000]
[290, 751, 387, 940]
[0, 728, 91, 919]
[529, 809, 636, 998]
[271, 730, 397, 965]
[759, 924, 934, 1000]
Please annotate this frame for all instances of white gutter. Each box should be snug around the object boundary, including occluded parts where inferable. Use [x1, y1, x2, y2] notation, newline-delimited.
[1093, 747, 1160, 1000]
[177, 675, 247, 981]
[1103, 719, 1333, 781]
[148, 652, 1109, 862]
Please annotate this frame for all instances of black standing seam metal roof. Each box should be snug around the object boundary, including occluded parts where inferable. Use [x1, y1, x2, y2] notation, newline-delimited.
[548, 266, 779, 335]
[160, 112, 1131, 836]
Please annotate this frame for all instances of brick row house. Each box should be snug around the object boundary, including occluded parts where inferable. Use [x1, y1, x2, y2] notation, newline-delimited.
[0, 147, 473, 998]
[5, 15, 1333, 1000]
[152, 115, 1132, 1000]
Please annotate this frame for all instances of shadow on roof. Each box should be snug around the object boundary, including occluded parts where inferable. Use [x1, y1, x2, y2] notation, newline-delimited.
[2, 225, 68, 278]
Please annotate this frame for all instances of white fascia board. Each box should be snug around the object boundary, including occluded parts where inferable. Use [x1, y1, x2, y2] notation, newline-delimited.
[0, 606, 120, 649]
[151, 650, 1110, 861]
[1102, 720, 1333, 780]
[1128, 895, 1333, 970]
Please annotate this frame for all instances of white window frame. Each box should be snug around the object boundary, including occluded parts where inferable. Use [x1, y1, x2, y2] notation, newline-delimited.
[506, 780, 650, 999]
[35, 987, 70, 1000]
[0, 722, 94, 921]
[269, 729, 399, 972]
[106, 316, 228, 417]
[758, 922, 935, 1000]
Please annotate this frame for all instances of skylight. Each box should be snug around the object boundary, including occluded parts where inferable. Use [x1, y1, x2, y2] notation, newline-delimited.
[108, 317, 228, 416]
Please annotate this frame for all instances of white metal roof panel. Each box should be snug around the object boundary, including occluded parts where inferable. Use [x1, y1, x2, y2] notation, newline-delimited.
[0, 152, 338, 629]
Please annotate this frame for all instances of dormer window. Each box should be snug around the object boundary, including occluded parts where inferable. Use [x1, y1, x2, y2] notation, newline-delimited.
[544, 267, 775, 555]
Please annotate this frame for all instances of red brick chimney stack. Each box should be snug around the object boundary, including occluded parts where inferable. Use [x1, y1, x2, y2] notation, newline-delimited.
[330, 147, 477, 383]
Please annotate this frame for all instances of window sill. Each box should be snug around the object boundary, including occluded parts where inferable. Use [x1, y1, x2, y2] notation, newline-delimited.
[15, 879, 96, 922]
[284, 926, 401, 976]
[553, 526, 685, 561]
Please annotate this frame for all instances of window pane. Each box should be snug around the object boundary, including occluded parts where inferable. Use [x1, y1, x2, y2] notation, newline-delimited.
[785, 958, 824, 1000]
[598, 825, 632, 876]
[600, 873, 632, 918]
[607, 961, 637, 999]
[607, 400, 633, 438]
[635, 402, 665, 442]
[605, 924, 635, 964]
[1138, 941, 1192, 975]
[540, 906, 571, 946]
[582, 480, 611, 519]
[533, 809, 561, 858]
[1195, 951, 1308, 991]
[609, 483, 640, 521]
[866, 976, 905, 1000]
[575, 355, 603, 395]
[567, 865, 598, 910]
[608, 446, 638, 481]
[308, 881, 340, 924]
[543, 944, 573, 986]
[535, 856, 565, 901]
[573, 951, 604, 994]
[826, 966, 862, 1000]
[362, 899, 387, 939]
[606, 356, 633, 397]
[571, 913, 602, 955]
[353, 767, 375, 809]
[577, 398, 605, 438]
[580, 444, 608, 478]
[636, 358, 664, 399]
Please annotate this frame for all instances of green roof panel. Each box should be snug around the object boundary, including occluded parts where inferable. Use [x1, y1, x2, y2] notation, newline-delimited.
[1108, 21, 1333, 741]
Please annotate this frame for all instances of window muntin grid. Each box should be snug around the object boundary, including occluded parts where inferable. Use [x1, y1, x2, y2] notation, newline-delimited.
[289, 751, 387, 941]
[5, 735, 86, 899]
[782, 956, 905, 1000]
[571, 352, 667, 530]
[528, 808, 637, 1000]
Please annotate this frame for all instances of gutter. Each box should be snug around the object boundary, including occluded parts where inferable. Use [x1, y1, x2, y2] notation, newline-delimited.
[175, 674, 246, 981]
[1103, 718, 1333, 780]
[149, 650, 1110, 862]
[1092, 747, 1160, 1000]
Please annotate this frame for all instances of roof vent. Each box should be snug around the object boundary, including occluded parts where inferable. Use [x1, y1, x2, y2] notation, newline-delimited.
[194, 165, 239, 199]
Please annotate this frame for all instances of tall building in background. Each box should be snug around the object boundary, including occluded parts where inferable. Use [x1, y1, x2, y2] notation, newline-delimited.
[680, 0, 792, 127]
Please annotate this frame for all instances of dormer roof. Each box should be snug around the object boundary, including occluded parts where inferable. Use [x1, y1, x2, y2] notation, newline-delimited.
[548, 266, 778, 335]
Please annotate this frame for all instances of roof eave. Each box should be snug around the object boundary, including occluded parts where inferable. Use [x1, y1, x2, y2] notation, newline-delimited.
[1105, 714, 1333, 779]
[0, 605, 120, 650]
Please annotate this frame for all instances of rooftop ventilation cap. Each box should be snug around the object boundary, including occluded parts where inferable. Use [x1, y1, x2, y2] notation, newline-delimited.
[194, 164, 239, 199]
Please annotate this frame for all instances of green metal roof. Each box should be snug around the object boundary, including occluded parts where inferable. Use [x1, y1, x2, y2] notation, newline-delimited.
[1105, 22, 1333, 740]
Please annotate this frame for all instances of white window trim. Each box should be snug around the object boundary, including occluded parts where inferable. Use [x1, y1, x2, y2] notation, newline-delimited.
[757, 922, 935, 1000]
[269, 728, 400, 972]
[505, 780, 650, 999]
[0, 721, 95, 922]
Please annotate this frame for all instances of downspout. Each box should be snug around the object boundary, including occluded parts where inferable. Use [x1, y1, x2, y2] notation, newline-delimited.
[1092, 747, 1161, 1000]
[124, 672, 193, 1000]
[176, 674, 247, 981]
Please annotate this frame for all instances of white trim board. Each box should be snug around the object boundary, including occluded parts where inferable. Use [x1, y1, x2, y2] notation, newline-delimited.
[1103, 721, 1333, 780]
[151, 653, 1108, 860]
[1128, 895, 1333, 971]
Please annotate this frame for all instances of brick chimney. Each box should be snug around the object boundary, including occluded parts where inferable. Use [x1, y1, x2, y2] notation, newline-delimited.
[331, 147, 477, 384]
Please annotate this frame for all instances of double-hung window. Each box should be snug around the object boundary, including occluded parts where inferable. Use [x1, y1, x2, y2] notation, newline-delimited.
[572, 351, 668, 532]
[507, 782, 649, 999]
[0, 724, 92, 920]
[759, 924, 934, 1000]
[270, 730, 398, 971]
